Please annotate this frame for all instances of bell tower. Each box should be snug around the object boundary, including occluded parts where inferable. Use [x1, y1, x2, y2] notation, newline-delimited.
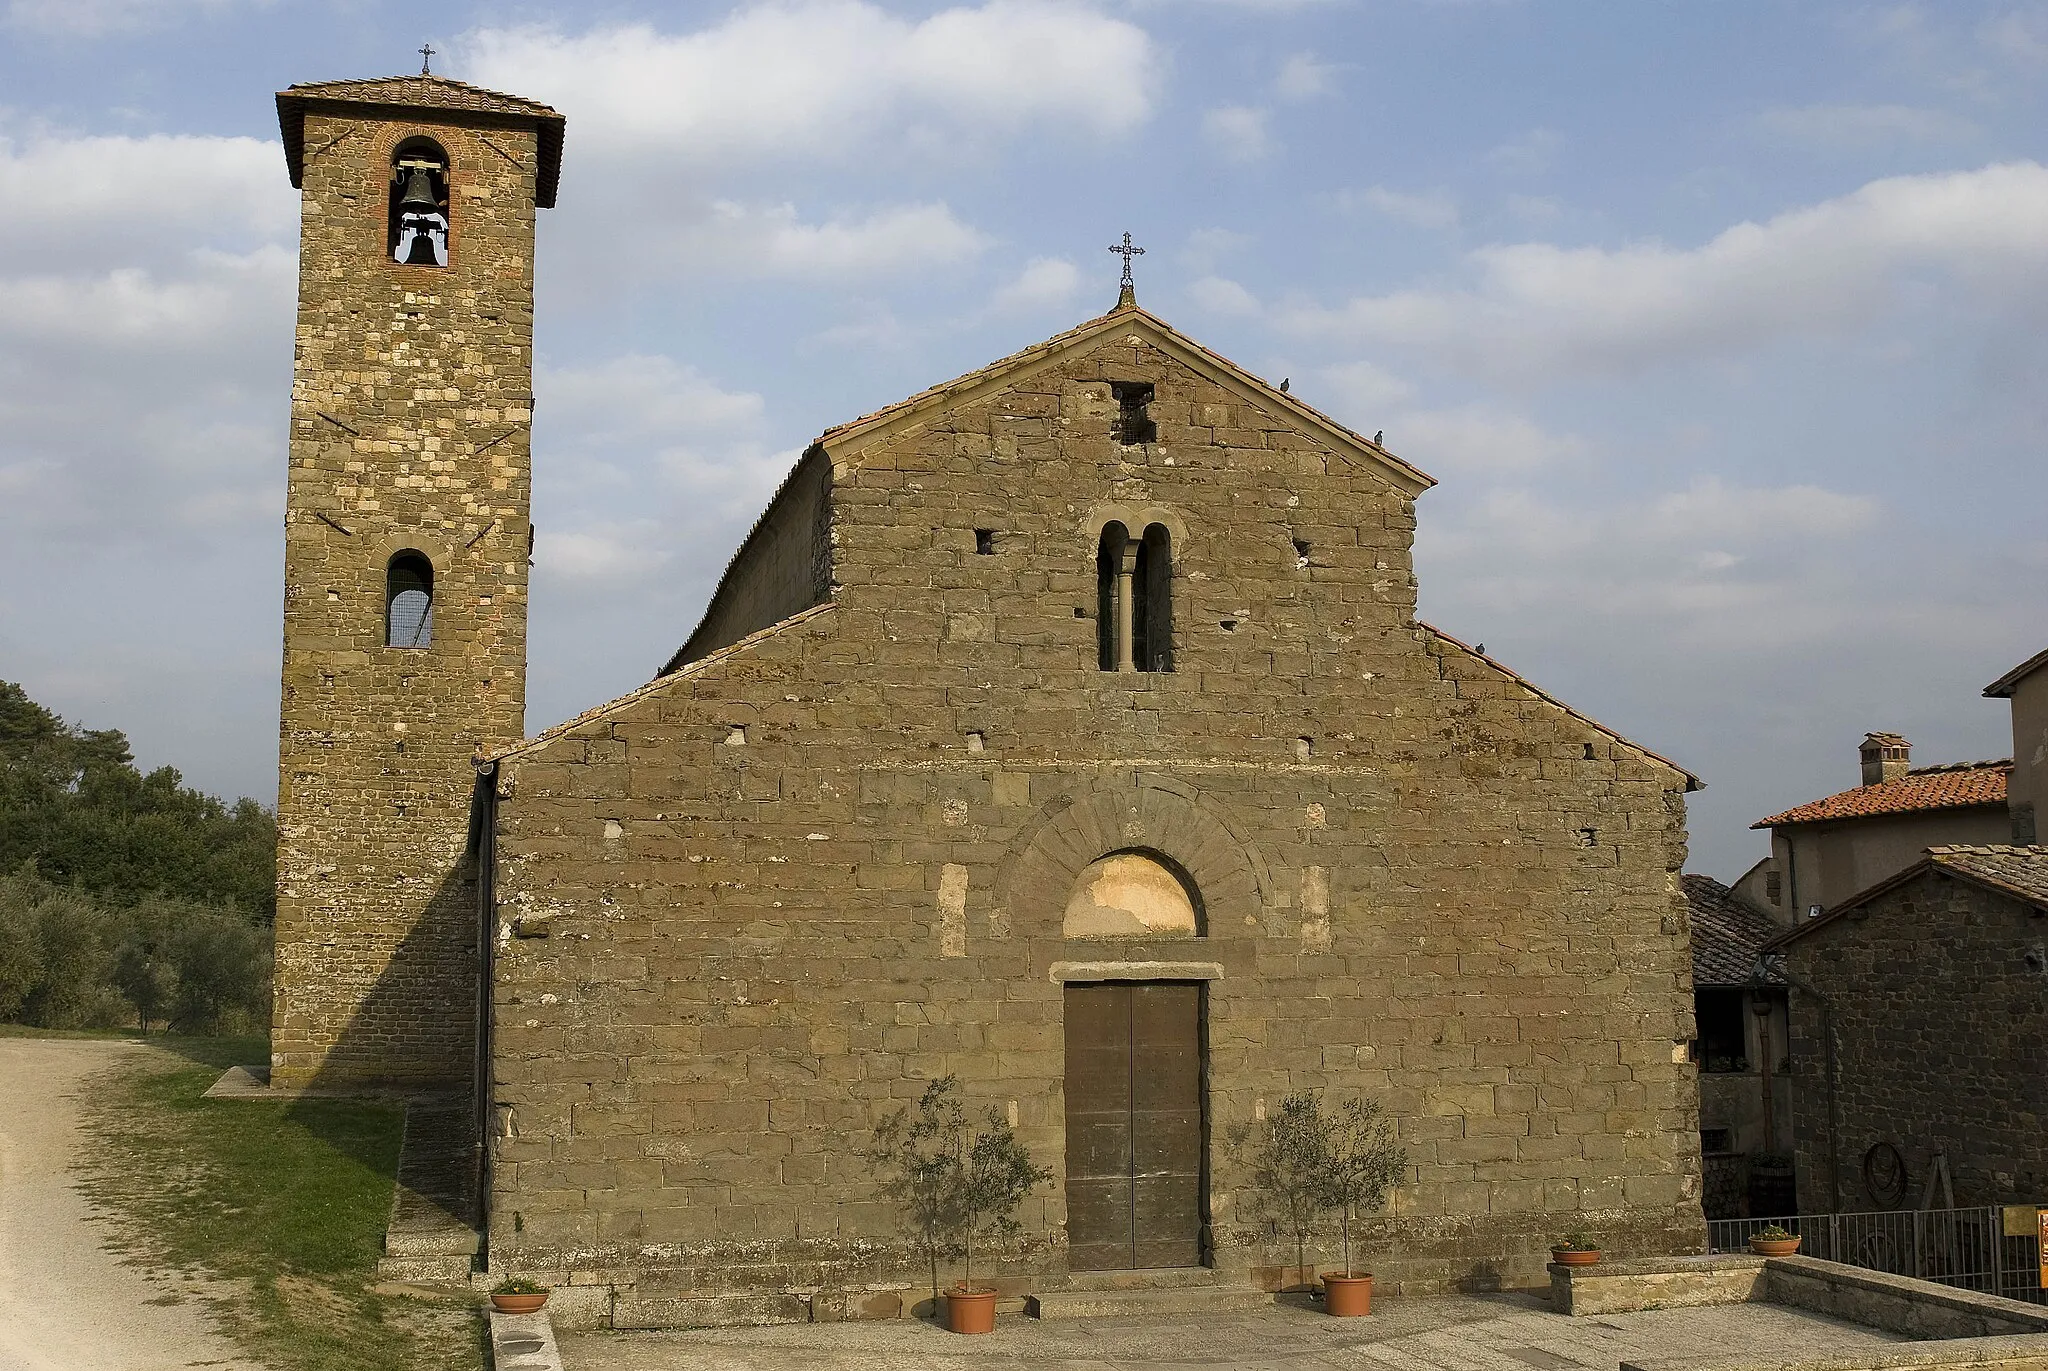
[270, 73, 564, 1090]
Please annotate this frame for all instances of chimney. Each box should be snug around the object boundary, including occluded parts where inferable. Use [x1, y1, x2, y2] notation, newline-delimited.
[1859, 732, 1911, 787]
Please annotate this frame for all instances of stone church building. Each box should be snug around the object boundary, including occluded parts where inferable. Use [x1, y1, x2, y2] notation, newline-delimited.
[269, 72, 1707, 1324]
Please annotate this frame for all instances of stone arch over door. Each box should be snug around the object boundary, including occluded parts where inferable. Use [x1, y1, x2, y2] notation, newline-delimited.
[995, 775, 1271, 939]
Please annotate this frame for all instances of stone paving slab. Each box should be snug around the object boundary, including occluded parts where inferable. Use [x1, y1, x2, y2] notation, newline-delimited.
[556, 1292, 1904, 1371]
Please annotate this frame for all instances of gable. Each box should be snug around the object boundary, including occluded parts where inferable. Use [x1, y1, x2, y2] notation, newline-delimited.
[818, 303, 1434, 496]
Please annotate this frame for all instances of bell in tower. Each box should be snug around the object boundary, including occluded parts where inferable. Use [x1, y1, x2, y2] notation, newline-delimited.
[389, 150, 449, 267]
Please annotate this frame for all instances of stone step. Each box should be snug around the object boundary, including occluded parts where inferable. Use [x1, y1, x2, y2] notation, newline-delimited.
[1050, 1267, 1231, 1293]
[376, 1252, 476, 1284]
[1027, 1283, 1274, 1320]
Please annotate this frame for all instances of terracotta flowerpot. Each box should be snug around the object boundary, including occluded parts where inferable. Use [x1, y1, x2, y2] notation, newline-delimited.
[1749, 1236, 1801, 1257]
[1550, 1248, 1602, 1268]
[1322, 1272, 1373, 1317]
[945, 1286, 998, 1334]
[490, 1292, 549, 1314]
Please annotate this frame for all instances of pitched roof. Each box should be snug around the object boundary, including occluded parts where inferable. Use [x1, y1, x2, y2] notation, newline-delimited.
[1985, 647, 2048, 699]
[1763, 844, 2048, 950]
[1419, 624, 1703, 791]
[815, 298, 1436, 495]
[1751, 760, 2008, 829]
[1683, 874, 1784, 987]
[1925, 844, 2048, 907]
[276, 75, 566, 207]
[482, 604, 834, 767]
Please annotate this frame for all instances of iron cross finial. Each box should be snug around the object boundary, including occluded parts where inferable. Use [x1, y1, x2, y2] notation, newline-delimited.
[419, 43, 436, 76]
[1109, 231, 1145, 291]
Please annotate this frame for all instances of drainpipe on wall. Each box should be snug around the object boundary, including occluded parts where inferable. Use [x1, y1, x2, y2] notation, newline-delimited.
[1754, 954, 1839, 1213]
[1751, 993, 1777, 1154]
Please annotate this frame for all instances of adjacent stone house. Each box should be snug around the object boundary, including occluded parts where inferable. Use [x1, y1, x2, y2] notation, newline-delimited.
[473, 297, 1709, 1320]
[1764, 846, 2048, 1216]
[1747, 737, 2010, 923]
[1682, 875, 1792, 1219]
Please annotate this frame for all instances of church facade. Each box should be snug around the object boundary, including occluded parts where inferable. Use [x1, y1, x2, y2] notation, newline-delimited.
[271, 75, 1707, 1325]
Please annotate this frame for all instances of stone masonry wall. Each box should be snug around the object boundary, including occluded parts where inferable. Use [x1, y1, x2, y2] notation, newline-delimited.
[486, 320, 1704, 1306]
[671, 445, 832, 666]
[273, 103, 540, 1089]
[1785, 872, 2048, 1213]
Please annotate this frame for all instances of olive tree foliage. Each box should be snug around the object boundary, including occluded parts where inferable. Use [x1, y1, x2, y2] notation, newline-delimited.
[1244, 1090, 1408, 1280]
[0, 866, 271, 1033]
[866, 1075, 1052, 1299]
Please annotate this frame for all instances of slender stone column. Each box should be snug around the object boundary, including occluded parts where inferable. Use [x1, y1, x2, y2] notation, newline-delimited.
[1116, 544, 1139, 672]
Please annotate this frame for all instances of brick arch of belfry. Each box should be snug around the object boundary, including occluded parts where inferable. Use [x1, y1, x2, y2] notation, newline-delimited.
[993, 776, 1272, 938]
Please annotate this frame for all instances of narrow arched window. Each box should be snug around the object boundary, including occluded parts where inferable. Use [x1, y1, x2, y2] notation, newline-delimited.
[386, 551, 434, 647]
[1097, 522, 1129, 671]
[1133, 523, 1172, 672]
[388, 138, 450, 267]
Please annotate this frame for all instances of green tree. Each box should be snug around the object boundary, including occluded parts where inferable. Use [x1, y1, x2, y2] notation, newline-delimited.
[0, 681, 275, 921]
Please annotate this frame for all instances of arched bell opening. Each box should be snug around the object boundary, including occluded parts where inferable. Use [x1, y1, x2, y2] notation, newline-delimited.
[386, 550, 435, 647]
[388, 137, 450, 267]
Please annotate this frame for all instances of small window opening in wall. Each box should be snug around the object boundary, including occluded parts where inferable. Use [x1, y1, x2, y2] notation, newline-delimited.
[725, 725, 748, 746]
[974, 529, 995, 555]
[1295, 736, 1313, 761]
[1111, 381, 1156, 445]
[1582, 742, 1597, 760]
[387, 137, 450, 267]
[1292, 538, 1311, 569]
[1220, 619, 1238, 632]
[1074, 606, 1089, 618]
[966, 731, 986, 753]
[385, 551, 434, 647]
[1576, 827, 1598, 847]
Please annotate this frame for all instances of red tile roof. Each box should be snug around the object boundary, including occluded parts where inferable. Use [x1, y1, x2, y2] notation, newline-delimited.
[1751, 760, 2009, 829]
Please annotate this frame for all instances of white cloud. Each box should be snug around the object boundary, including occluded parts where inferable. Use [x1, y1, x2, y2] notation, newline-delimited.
[3, 0, 250, 36]
[542, 523, 674, 583]
[464, 2, 1157, 169]
[1505, 193, 1562, 224]
[1181, 227, 1249, 274]
[1383, 407, 1586, 475]
[615, 199, 990, 283]
[0, 131, 290, 267]
[1486, 127, 1562, 176]
[1753, 102, 1978, 149]
[989, 256, 1080, 314]
[1315, 360, 1414, 414]
[1202, 105, 1271, 164]
[1283, 162, 2048, 378]
[1341, 185, 1459, 230]
[1185, 275, 1261, 316]
[1275, 51, 1337, 101]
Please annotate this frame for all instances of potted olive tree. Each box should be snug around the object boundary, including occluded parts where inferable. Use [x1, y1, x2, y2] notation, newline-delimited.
[1247, 1091, 1332, 1296]
[1247, 1090, 1406, 1316]
[867, 1076, 1050, 1334]
[1320, 1096, 1407, 1316]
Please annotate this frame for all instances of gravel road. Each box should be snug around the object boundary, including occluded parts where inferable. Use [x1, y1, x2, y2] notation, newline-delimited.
[0, 1036, 259, 1371]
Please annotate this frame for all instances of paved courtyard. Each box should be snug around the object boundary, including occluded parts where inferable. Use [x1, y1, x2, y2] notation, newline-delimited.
[558, 1291, 1903, 1371]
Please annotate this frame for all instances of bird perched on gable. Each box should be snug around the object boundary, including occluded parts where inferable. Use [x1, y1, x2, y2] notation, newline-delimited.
[1279, 377, 1289, 392]
[1373, 430, 1384, 444]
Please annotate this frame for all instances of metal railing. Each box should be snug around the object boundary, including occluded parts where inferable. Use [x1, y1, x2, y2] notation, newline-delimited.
[1707, 1206, 2045, 1305]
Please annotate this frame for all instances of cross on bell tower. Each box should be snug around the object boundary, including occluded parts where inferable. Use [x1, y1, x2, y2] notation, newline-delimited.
[419, 43, 436, 75]
[1109, 231, 1144, 308]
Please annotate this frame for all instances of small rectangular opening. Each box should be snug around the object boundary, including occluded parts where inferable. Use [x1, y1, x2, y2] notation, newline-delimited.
[1111, 381, 1156, 445]
[1292, 538, 1311, 569]
[975, 529, 995, 555]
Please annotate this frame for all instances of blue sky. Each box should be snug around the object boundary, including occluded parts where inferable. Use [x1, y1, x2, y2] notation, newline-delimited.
[1, 0, 2043, 879]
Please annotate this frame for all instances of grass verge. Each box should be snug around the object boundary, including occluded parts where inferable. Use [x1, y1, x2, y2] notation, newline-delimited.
[75, 1035, 483, 1371]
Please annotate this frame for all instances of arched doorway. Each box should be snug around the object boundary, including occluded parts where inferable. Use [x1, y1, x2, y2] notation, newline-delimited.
[1062, 853, 1206, 1271]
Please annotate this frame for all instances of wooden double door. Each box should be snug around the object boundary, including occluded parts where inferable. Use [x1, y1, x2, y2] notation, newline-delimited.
[1063, 982, 1205, 1270]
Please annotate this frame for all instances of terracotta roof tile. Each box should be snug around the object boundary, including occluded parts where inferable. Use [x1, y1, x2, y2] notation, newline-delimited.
[1682, 874, 1785, 987]
[276, 74, 566, 207]
[1751, 760, 2008, 829]
[1926, 844, 2048, 907]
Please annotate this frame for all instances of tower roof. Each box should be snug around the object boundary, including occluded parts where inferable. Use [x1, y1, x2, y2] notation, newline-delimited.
[276, 74, 566, 207]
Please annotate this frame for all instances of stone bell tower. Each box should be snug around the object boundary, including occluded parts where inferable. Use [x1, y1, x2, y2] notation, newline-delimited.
[270, 72, 564, 1090]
